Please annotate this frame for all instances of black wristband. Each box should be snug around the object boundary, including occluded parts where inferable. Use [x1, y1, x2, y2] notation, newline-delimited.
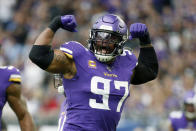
[139, 32, 151, 46]
[48, 16, 63, 32]
[29, 45, 54, 70]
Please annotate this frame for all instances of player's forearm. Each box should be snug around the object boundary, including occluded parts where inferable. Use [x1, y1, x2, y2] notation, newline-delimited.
[131, 46, 158, 85]
[29, 28, 55, 70]
[34, 16, 63, 46]
[29, 15, 77, 71]
[34, 28, 55, 46]
[19, 113, 36, 131]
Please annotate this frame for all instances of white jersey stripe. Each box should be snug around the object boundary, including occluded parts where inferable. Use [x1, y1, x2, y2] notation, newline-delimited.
[60, 47, 73, 54]
[10, 74, 21, 79]
[57, 114, 67, 131]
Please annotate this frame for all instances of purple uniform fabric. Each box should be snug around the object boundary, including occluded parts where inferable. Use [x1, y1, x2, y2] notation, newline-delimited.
[169, 111, 196, 131]
[58, 100, 67, 131]
[0, 66, 21, 129]
[59, 41, 137, 131]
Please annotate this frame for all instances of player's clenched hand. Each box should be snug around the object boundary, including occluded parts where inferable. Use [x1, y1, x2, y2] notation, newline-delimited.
[60, 15, 77, 32]
[48, 15, 77, 32]
[129, 23, 151, 46]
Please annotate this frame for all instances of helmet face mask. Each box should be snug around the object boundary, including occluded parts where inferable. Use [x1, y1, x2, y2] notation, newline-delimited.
[91, 30, 123, 54]
[88, 14, 128, 62]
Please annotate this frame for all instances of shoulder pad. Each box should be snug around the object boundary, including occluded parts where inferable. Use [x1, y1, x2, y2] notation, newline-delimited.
[121, 49, 133, 56]
[0, 66, 21, 83]
[169, 111, 183, 119]
[60, 41, 87, 59]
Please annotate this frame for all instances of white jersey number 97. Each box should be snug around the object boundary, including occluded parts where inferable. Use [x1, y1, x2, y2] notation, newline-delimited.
[89, 76, 129, 112]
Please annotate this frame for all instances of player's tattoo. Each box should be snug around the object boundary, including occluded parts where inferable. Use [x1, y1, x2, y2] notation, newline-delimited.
[54, 53, 67, 64]
[46, 49, 76, 74]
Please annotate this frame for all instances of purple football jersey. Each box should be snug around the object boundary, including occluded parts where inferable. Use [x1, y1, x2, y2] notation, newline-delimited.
[0, 66, 21, 129]
[58, 100, 67, 131]
[59, 41, 137, 131]
[169, 111, 196, 131]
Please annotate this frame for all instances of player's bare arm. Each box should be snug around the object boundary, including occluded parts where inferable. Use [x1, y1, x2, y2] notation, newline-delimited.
[6, 83, 35, 131]
[48, 49, 76, 78]
[129, 23, 158, 85]
[33, 28, 76, 75]
[29, 15, 77, 77]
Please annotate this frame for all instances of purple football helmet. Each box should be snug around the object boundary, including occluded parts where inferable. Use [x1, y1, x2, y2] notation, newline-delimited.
[183, 91, 196, 119]
[88, 14, 128, 62]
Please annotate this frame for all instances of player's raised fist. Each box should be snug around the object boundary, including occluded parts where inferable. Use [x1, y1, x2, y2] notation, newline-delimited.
[60, 15, 77, 32]
[48, 15, 77, 32]
[129, 23, 151, 45]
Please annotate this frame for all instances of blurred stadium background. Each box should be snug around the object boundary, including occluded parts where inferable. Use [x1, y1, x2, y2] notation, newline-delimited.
[0, 0, 196, 130]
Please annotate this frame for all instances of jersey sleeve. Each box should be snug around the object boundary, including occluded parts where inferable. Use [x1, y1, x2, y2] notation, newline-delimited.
[59, 41, 87, 60]
[7, 66, 22, 83]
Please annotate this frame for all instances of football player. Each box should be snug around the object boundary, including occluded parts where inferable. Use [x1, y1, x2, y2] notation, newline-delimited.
[169, 91, 196, 131]
[29, 14, 158, 131]
[0, 66, 35, 131]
